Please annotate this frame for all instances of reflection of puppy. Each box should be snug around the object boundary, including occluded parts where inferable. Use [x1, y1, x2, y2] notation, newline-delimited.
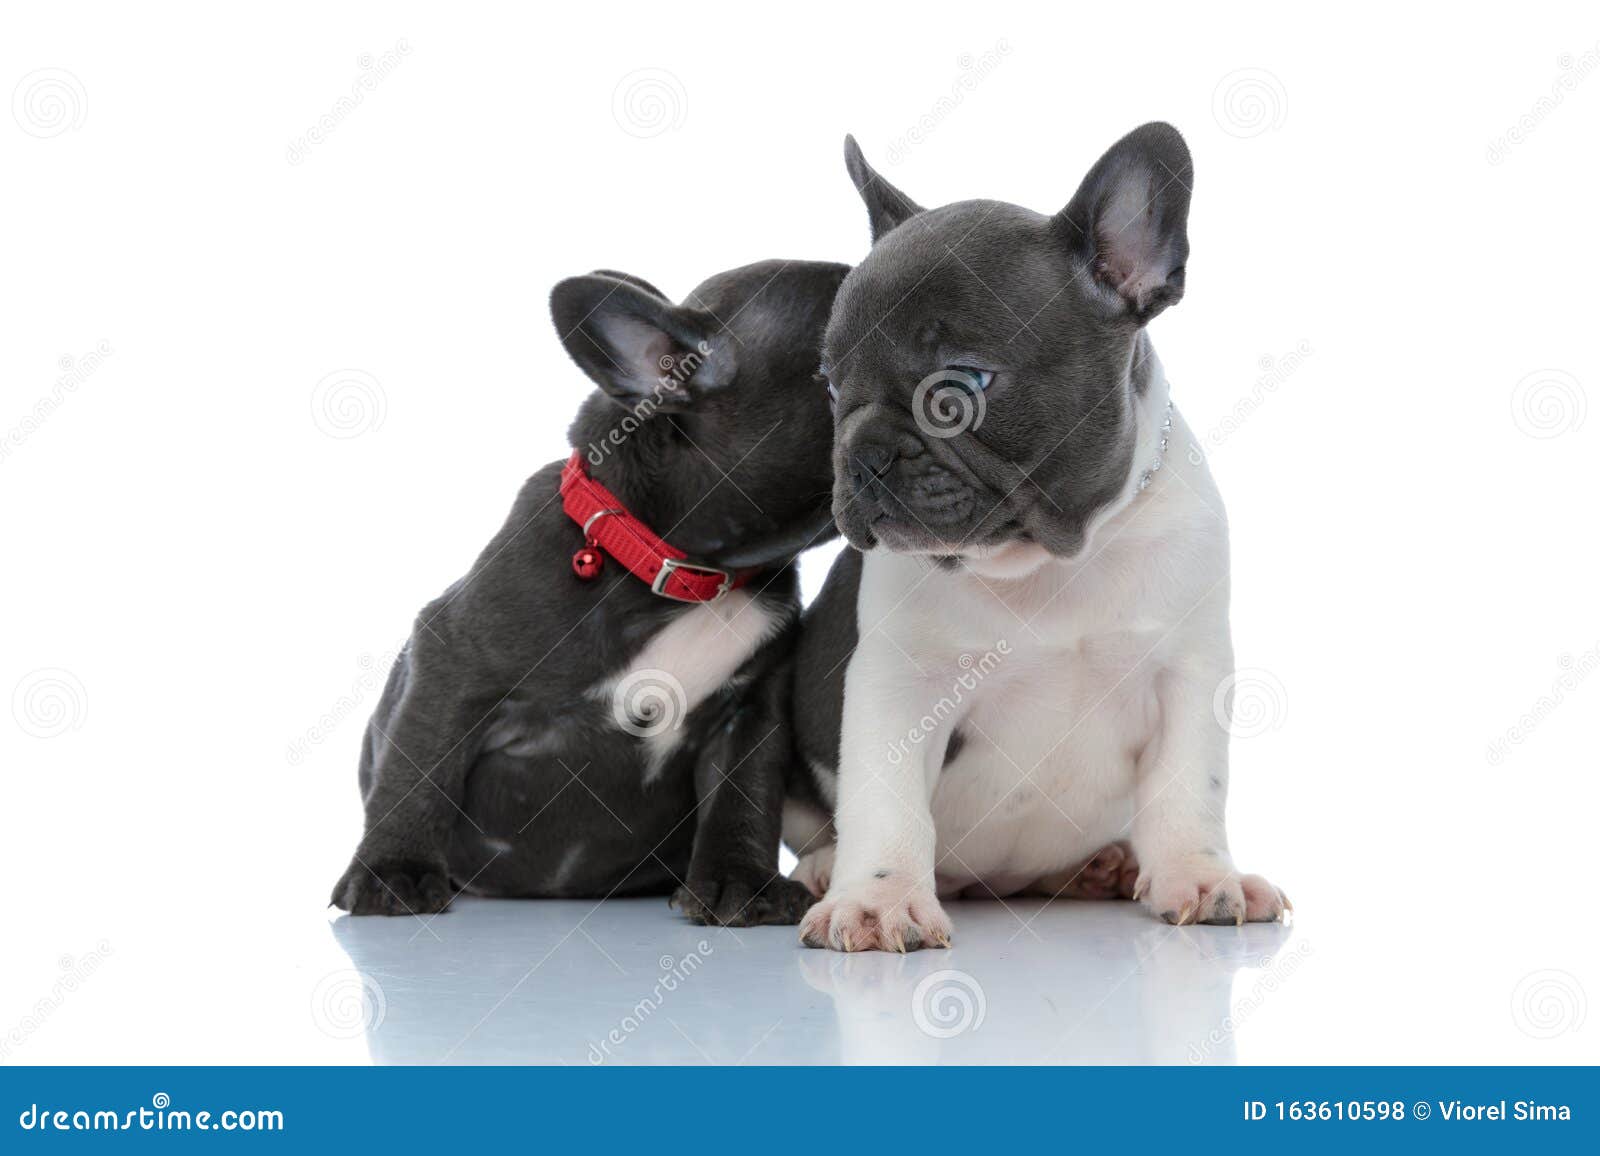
[792, 125, 1287, 952]
[797, 907, 1294, 1063]
[330, 260, 848, 925]
[330, 899, 840, 1064]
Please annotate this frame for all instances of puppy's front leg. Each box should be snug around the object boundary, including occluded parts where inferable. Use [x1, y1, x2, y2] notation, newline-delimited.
[672, 662, 815, 928]
[1131, 654, 1288, 925]
[799, 638, 952, 952]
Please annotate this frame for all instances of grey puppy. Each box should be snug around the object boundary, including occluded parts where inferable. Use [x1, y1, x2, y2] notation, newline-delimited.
[788, 122, 1192, 833]
[784, 125, 1261, 940]
[332, 259, 848, 926]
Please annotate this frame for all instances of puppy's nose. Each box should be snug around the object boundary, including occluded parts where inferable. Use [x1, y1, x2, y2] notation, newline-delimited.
[848, 442, 897, 488]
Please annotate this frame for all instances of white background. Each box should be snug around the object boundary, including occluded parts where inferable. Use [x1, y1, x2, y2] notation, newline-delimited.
[3, 2, 1596, 1064]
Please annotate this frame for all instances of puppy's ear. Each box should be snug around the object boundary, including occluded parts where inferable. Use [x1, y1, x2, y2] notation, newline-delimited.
[1055, 122, 1192, 323]
[550, 274, 734, 406]
[588, 269, 669, 301]
[843, 134, 925, 242]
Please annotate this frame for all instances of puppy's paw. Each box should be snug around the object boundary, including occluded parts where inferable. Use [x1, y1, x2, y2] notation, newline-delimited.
[798, 874, 952, 952]
[1032, 840, 1140, 900]
[671, 872, 815, 927]
[330, 856, 454, 916]
[790, 843, 836, 898]
[1135, 855, 1289, 925]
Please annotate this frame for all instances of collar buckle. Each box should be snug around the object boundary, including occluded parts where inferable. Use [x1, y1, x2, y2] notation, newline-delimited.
[651, 557, 733, 602]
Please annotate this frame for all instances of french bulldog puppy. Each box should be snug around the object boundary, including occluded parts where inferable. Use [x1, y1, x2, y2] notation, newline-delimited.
[790, 125, 1288, 951]
[331, 259, 848, 926]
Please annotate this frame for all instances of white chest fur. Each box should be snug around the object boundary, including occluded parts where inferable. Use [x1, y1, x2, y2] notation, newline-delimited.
[924, 584, 1167, 887]
[844, 403, 1233, 892]
[590, 589, 785, 778]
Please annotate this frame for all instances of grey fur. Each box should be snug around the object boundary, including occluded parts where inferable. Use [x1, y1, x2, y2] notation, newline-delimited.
[331, 259, 849, 926]
[822, 122, 1192, 559]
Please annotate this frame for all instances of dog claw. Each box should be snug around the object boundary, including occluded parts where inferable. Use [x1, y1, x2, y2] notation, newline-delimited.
[797, 878, 953, 953]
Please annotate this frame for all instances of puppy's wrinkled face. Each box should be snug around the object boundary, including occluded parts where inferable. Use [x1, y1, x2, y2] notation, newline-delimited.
[824, 124, 1193, 561]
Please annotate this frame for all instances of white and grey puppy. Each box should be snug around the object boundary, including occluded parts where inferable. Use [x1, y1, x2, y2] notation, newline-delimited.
[788, 124, 1288, 952]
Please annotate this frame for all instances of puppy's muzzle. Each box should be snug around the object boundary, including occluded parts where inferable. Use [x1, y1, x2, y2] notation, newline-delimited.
[847, 438, 897, 502]
[844, 430, 975, 533]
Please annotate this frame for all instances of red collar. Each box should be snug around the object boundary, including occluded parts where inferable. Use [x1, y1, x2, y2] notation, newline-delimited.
[559, 452, 751, 602]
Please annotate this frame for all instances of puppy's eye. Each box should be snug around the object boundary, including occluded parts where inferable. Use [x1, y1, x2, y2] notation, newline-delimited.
[815, 367, 839, 413]
[947, 366, 995, 392]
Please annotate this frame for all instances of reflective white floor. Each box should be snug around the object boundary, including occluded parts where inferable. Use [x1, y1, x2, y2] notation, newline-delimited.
[6, 883, 1597, 1066]
[328, 897, 1294, 1065]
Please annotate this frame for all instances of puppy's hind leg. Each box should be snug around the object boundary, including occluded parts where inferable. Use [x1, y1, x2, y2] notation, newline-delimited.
[791, 844, 836, 900]
[783, 797, 836, 899]
[1026, 841, 1140, 901]
[330, 633, 494, 916]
